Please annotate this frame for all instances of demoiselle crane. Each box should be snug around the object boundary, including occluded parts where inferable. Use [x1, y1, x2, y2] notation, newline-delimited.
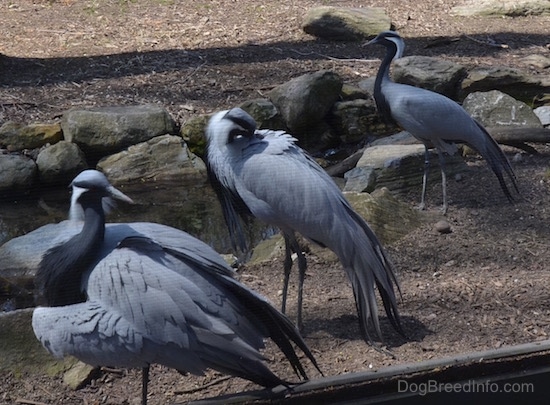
[205, 108, 404, 344]
[32, 170, 320, 405]
[368, 31, 519, 213]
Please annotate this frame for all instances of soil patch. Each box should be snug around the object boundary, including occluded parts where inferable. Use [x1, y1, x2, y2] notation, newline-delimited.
[1, 1, 550, 404]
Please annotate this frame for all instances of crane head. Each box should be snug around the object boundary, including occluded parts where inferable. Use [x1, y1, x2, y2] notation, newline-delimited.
[366, 30, 405, 59]
[69, 170, 134, 221]
[206, 107, 257, 149]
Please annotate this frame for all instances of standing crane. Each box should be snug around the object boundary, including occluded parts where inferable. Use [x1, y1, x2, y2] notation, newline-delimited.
[32, 169, 320, 405]
[206, 108, 404, 345]
[368, 30, 519, 213]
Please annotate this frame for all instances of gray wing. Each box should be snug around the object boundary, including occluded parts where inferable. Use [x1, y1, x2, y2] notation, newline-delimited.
[233, 131, 403, 340]
[205, 130, 298, 254]
[107, 222, 235, 277]
[235, 130, 353, 242]
[33, 238, 248, 375]
[113, 235, 319, 382]
[385, 82, 518, 199]
[384, 82, 477, 148]
[33, 230, 318, 386]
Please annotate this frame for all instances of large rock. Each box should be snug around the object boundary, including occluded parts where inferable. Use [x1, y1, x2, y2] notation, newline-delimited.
[239, 98, 286, 131]
[330, 99, 379, 143]
[460, 66, 549, 103]
[61, 104, 177, 159]
[0, 309, 78, 378]
[0, 121, 62, 151]
[180, 114, 210, 158]
[344, 165, 377, 193]
[268, 70, 343, 140]
[36, 141, 88, 185]
[0, 220, 82, 284]
[462, 90, 543, 128]
[451, 0, 550, 17]
[97, 134, 206, 185]
[393, 56, 467, 99]
[344, 188, 427, 244]
[348, 143, 467, 195]
[0, 153, 37, 192]
[340, 83, 370, 101]
[302, 6, 391, 41]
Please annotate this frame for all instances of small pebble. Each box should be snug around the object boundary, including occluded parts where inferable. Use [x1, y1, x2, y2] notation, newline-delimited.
[435, 220, 452, 234]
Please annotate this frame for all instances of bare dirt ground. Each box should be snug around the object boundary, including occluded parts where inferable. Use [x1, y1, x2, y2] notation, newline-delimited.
[1, 0, 550, 404]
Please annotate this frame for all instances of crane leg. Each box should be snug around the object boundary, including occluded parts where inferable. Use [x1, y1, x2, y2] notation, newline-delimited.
[294, 242, 307, 333]
[281, 233, 294, 315]
[281, 233, 307, 332]
[419, 145, 430, 210]
[436, 149, 448, 214]
[141, 365, 150, 405]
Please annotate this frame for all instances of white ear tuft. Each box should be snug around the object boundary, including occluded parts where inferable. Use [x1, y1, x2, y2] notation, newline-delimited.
[68, 186, 85, 221]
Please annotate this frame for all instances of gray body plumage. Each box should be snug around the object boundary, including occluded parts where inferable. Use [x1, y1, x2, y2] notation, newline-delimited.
[32, 170, 319, 404]
[206, 109, 403, 343]
[34, 222, 263, 374]
[369, 31, 518, 212]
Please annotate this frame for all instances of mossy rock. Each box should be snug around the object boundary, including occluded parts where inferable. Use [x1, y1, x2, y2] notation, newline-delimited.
[0, 308, 76, 376]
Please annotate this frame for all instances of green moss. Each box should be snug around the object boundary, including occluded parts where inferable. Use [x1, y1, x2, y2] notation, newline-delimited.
[0, 309, 76, 376]
[180, 115, 210, 159]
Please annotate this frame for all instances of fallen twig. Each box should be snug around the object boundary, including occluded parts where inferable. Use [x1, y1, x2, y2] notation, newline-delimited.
[177, 61, 208, 84]
[100, 366, 125, 375]
[0, 102, 39, 107]
[15, 399, 48, 405]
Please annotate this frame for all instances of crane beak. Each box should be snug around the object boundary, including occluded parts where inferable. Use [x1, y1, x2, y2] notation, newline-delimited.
[106, 185, 135, 205]
[363, 36, 379, 47]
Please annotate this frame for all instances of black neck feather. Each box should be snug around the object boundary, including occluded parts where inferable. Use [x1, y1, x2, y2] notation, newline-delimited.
[35, 201, 105, 307]
[373, 42, 397, 124]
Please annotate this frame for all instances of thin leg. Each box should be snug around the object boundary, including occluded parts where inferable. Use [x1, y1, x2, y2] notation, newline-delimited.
[294, 244, 307, 333]
[436, 150, 448, 214]
[281, 233, 293, 315]
[419, 145, 430, 211]
[282, 232, 308, 332]
[142, 366, 150, 405]
[285, 234, 307, 332]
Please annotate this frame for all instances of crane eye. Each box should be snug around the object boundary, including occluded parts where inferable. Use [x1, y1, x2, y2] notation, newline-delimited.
[228, 128, 248, 143]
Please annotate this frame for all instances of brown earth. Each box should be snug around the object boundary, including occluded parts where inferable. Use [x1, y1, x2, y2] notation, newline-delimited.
[1, 1, 550, 404]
